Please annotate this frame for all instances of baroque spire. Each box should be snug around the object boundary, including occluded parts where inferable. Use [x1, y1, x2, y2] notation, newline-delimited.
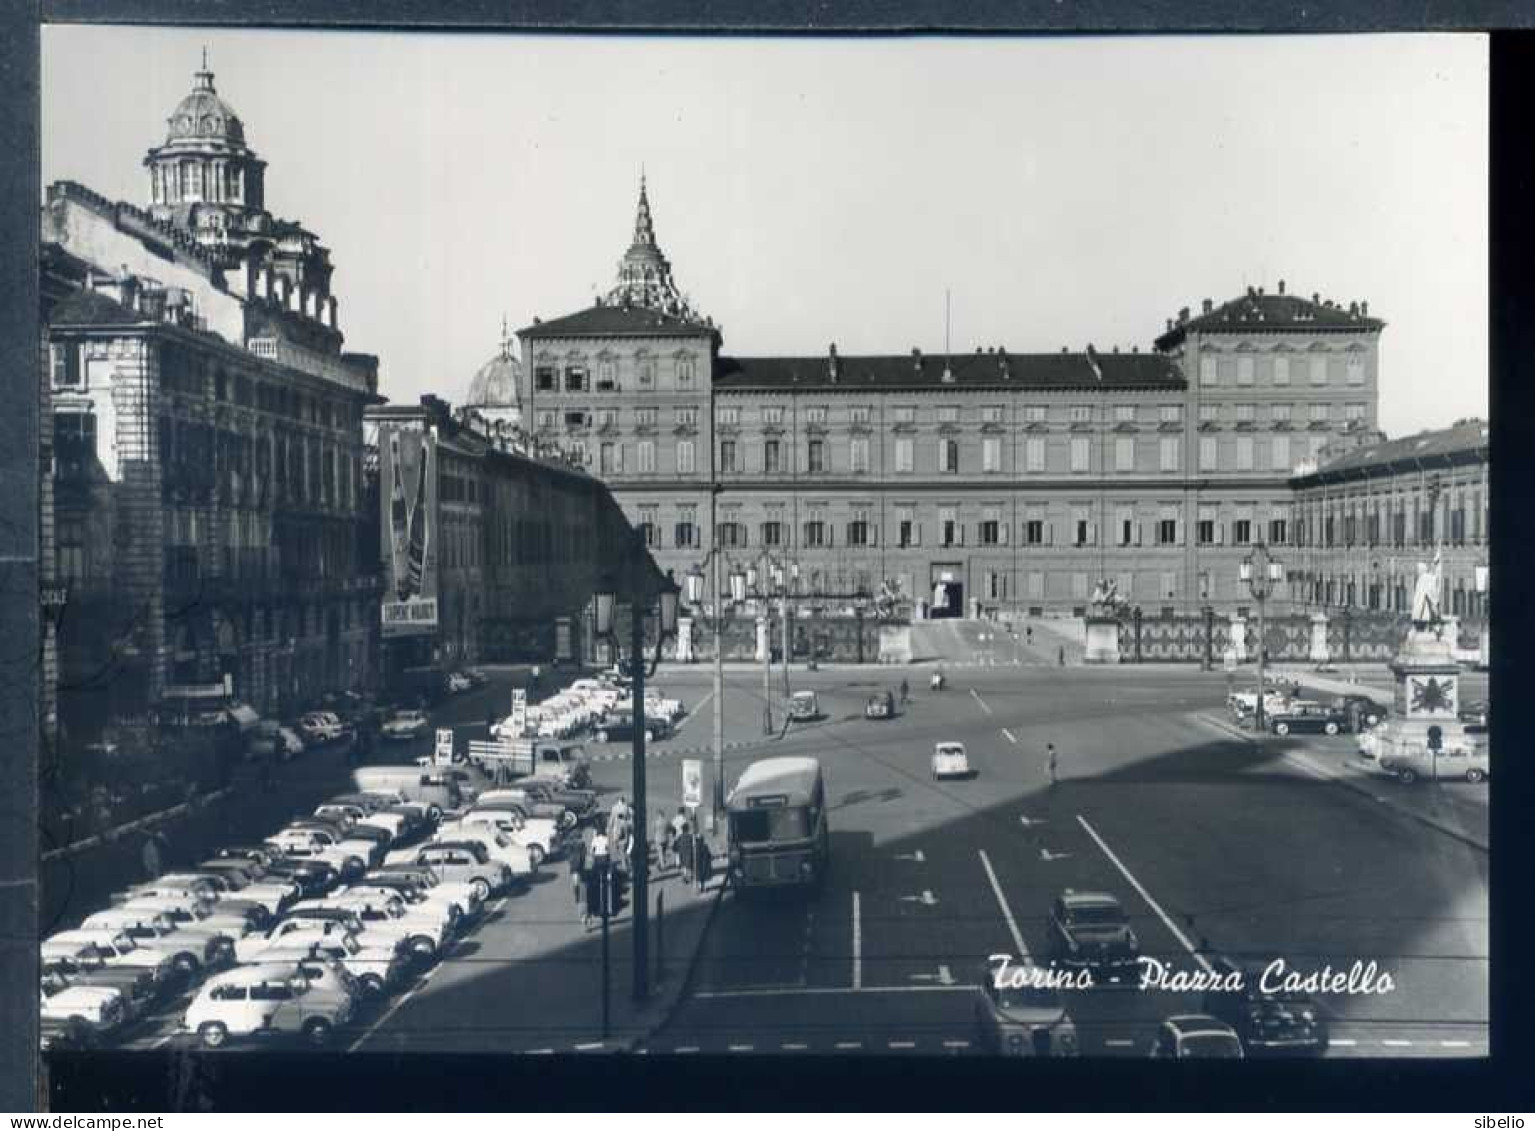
[604, 173, 701, 321]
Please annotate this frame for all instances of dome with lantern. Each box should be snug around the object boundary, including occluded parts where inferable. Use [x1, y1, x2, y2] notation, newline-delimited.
[464, 320, 524, 431]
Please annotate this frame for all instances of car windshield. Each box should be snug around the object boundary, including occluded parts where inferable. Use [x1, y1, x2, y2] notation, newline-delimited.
[1180, 1032, 1243, 1057]
[937, 744, 965, 757]
[1068, 904, 1125, 927]
[995, 984, 1063, 1012]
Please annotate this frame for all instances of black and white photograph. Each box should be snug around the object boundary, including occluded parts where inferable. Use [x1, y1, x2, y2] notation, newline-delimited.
[31, 25, 1491, 1078]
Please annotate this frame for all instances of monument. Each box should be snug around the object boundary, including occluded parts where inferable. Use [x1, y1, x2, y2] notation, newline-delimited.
[1373, 549, 1468, 770]
[1083, 578, 1124, 664]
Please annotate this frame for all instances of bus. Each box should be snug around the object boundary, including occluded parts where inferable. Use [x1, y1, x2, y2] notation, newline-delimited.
[725, 756, 828, 891]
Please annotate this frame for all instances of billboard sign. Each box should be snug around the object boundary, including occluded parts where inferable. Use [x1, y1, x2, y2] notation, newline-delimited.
[380, 424, 439, 636]
[511, 689, 527, 736]
[682, 758, 703, 809]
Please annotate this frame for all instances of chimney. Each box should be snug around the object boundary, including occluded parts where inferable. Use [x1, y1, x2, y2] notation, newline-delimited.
[912, 347, 922, 371]
[1349, 301, 1359, 317]
[827, 342, 839, 383]
[1361, 301, 1369, 317]
[1165, 318, 1174, 332]
[1112, 345, 1120, 354]
[1178, 307, 1190, 324]
[1202, 298, 1213, 314]
[1312, 292, 1321, 304]
[1278, 279, 1286, 295]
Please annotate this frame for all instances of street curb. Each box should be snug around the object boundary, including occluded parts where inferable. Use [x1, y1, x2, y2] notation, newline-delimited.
[625, 878, 728, 1052]
[1195, 712, 1488, 853]
[587, 739, 762, 764]
[41, 787, 236, 863]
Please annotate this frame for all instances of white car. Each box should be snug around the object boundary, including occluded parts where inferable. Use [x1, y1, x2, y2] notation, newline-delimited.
[453, 809, 560, 866]
[78, 908, 238, 976]
[259, 932, 407, 999]
[334, 885, 457, 946]
[43, 929, 184, 983]
[40, 973, 129, 1045]
[415, 826, 536, 879]
[382, 710, 431, 741]
[446, 672, 473, 695]
[932, 741, 972, 779]
[233, 917, 361, 965]
[317, 893, 449, 960]
[182, 963, 353, 1049]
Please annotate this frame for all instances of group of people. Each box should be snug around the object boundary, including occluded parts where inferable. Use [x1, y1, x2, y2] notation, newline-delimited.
[569, 798, 713, 930]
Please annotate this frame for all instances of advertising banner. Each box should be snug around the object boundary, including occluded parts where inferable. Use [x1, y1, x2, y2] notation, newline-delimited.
[379, 423, 439, 637]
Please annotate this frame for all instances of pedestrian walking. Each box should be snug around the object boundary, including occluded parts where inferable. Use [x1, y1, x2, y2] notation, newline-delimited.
[140, 832, 163, 880]
[900, 678, 910, 705]
[1057, 645, 1066, 667]
[570, 833, 589, 922]
[695, 836, 713, 893]
[1047, 742, 1059, 786]
[654, 813, 671, 873]
[676, 818, 695, 884]
[1026, 625, 1034, 645]
[530, 664, 542, 700]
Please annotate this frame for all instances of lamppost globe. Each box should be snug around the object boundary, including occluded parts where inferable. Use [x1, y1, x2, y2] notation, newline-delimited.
[745, 564, 759, 590]
[685, 567, 705, 606]
[729, 569, 747, 605]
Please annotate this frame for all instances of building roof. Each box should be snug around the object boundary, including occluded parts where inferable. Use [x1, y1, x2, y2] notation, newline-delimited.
[465, 323, 522, 408]
[1155, 286, 1384, 350]
[713, 348, 1183, 391]
[47, 288, 146, 328]
[1292, 419, 1489, 486]
[520, 303, 716, 340]
[161, 65, 247, 147]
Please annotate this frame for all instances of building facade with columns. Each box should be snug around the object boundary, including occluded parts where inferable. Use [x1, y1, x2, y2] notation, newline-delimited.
[519, 179, 1387, 617]
[42, 64, 381, 737]
[1288, 419, 1490, 628]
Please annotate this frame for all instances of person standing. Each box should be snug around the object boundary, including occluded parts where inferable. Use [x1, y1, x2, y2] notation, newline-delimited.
[695, 834, 712, 893]
[1047, 742, 1059, 786]
[140, 832, 163, 880]
[569, 831, 590, 925]
[654, 812, 671, 874]
[676, 816, 695, 884]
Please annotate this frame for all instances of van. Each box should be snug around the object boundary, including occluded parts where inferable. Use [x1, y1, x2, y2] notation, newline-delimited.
[352, 766, 463, 816]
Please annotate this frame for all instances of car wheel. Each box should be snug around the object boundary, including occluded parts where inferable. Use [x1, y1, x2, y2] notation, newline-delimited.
[596, 730, 609, 744]
[1397, 768, 1418, 784]
[409, 935, 437, 959]
[1466, 767, 1486, 783]
[359, 973, 386, 998]
[173, 952, 201, 978]
[198, 1022, 229, 1049]
[528, 844, 546, 868]
[302, 1018, 334, 1047]
[1324, 722, 1340, 736]
[470, 877, 492, 902]
[559, 810, 578, 832]
[426, 804, 442, 823]
[1366, 713, 1380, 728]
[1274, 722, 1290, 736]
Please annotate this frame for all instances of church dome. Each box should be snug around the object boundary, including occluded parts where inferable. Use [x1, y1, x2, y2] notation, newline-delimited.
[164, 66, 247, 145]
[466, 323, 522, 410]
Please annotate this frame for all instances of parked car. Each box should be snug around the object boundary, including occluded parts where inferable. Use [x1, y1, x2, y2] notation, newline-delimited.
[932, 741, 972, 779]
[1379, 742, 1489, 784]
[399, 843, 511, 902]
[305, 894, 448, 961]
[787, 690, 820, 722]
[1201, 957, 1329, 1056]
[297, 712, 348, 747]
[364, 865, 482, 923]
[1333, 694, 1387, 729]
[259, 933, 407, 999]
[449, 811, 559, 867]
[1047, 890, 1139, 973]
[247, 720, 305, 763]
[1267, 702, 1351, 736]
[865, 691, 896, 720]
[425, 830, 536, 881]
[42, 930, 182, 986]
[40, 973, 129, 1046]
[381, 710, 431, 741]
[1149, 1014, 1245, 1059]
[473, 785, 577, 830]
[39, 950, 161, 1019]
[973, 957, 1078, 1056]
[81, 908, 236, 976]
[593, 709, 670, 745]
[233, 917, 360, 966]
[182, 963, 353, 1049]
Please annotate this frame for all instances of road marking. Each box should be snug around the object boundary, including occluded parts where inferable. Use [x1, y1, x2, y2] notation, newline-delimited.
[574, 1041, 606, 1051]
[942, 1040, 969, 1049]
[1001, 728, 1017, 744]
[852, 891, 862, 990]
[1039, 847, 1071, 862]
[526, 1048, 554, 1055]
[1441, 1040, 1472, 1048]
[888, 1040, 916, 1049]
[348, 951, 439, 1052]
[728, 1043, 755, 1052]
[978, 848, 1030, 960]
[673, 1046, 700, 1053]
[673, 690, 714, 733]
[1105, 1038, 1135, 1048]
[1330, 1038, 1357, 1047]
[1076, 814, 1213, 976]
[1382, 1039, 1412, 1048]
[835, 1041, 862, 1050]
[899, 889, 938, 905]
[781, 1042, 808, 1051]
[970, 689, 993, 716]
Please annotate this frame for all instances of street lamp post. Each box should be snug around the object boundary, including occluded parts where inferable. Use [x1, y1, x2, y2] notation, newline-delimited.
[1239, 542, 1285, 733]
[593, 537, 680, 1005]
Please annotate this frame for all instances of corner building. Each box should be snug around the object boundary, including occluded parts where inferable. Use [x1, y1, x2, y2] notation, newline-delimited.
[522, 179, 1384, 617]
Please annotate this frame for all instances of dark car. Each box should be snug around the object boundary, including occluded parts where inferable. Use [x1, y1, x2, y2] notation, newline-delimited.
[40, 1015, 96, 1052]
[594, 710, 671, 744]
[1332, 694, 1386, 729]
[258, 856, 341, 898]
[1268, 701, 1351, 737]
[1047, 890, 1139, 972]
[1149, 1014, 1245, 1059]
[1201, 957, 1329, 1056]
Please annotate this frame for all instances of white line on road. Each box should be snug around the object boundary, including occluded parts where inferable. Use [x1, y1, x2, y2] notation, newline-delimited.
[526, 1048, 554, 1055]
[1330, 1038, 1357, 1047]
[942, 1040, 970, 1049]
[1441, 1040, 1472, 1047]
[1076, 814, 1214, 976]
[673, 1046, 700, 1054]
[1001, 728, 1017, 744]
[888, 1040, 916, 1049]
[1105, 1039, 1135, 1048]
[781, 1042, 808, 1051]
[978, 848, 1030, 960]
[1382, 1039, 1413, 1048]
[852, 890, 862, 990]
[574, 1042, 606, 1051]
[834, 1041, 863, 1050]
[673, 690, 715, 733]
[728, 1043, 755, 1052]
[970, 688, 993, 716]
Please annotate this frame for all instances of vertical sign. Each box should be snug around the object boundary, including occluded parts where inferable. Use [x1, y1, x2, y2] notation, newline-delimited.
[511, 689, 527, 736]
[681, 758, 703, 809]
[380, 423, 439, 635]
[555, 617, 573, 663]
[434, 728, 454, 765]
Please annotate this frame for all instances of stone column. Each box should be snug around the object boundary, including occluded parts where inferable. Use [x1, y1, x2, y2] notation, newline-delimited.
[755, 615, 769, 663]
[1309, 611, 1330, 663]
[1228, 615, 1248, 662]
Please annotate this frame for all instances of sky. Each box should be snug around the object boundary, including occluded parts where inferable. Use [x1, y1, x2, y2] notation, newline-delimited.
[42, 29, 1487, 437]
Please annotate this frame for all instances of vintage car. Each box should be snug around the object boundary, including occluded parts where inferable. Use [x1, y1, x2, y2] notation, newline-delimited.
[363, 866, 482, 922]
[594, 709, 672, 745]
[514, 776, 598, 818]
[1379, 742, 1489, 784]
[973, 957, 1078, 1057]
[864, 691, 896, 720]
[401, 843, 511, 902]
[338, 883, 459, 939]
[78, 909, 235, 976]
[424, 831, 535, 881]
[259, 933, 408, 999]
[40, 973, 129, 1045]
[1149, 1014, 1246, 1059]
[296, 711, 348, 747]
[1201, 957, 1329, 1055]
[307, 893, 449, 960]
[42, 929, 183, 985]
[446, 812, 558, 867]
[232, 916, 361, 965]
[182, 963, 354, 1049]
[120, 891, 266, 940]
[445, 671, 474, 696]
[1267, 702, 1351, 736]
[1047, 890, 1140, 973]
[381, 710, 431, 741]
[932, 741, 972, 780]
[1333, 694, 1387, 730]
[247, 720, 305, 763]
[787, 690, 820, 722]
[472, 787, 578, 830]
[39, 950, 161, 1019]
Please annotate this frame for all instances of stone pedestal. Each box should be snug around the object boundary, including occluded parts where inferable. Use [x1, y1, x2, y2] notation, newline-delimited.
[1309, 612, 1330, 663]
[676, 617, 695, 664]
[755, 617, 770, 663]
[1374, 628, 1464, 772]
[1083, 616, 1121, 664]
[1229, 616, 1248, 661]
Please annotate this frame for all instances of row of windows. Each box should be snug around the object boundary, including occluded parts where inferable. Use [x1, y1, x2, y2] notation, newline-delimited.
[533, 356, 699, 393]
[579, 433, 1333, 477]
[1198, 354, 1368, 388]
[632, 512, 1288, 552]
[1293, 505, 1488, 548]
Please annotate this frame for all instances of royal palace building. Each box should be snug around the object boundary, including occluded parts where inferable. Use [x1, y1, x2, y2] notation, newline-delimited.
[42, 62, 381, 736]
[518, 178, 1389, 619]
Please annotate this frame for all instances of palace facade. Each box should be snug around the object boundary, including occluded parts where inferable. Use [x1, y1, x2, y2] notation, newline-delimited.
[520, 178, 1388, 617]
